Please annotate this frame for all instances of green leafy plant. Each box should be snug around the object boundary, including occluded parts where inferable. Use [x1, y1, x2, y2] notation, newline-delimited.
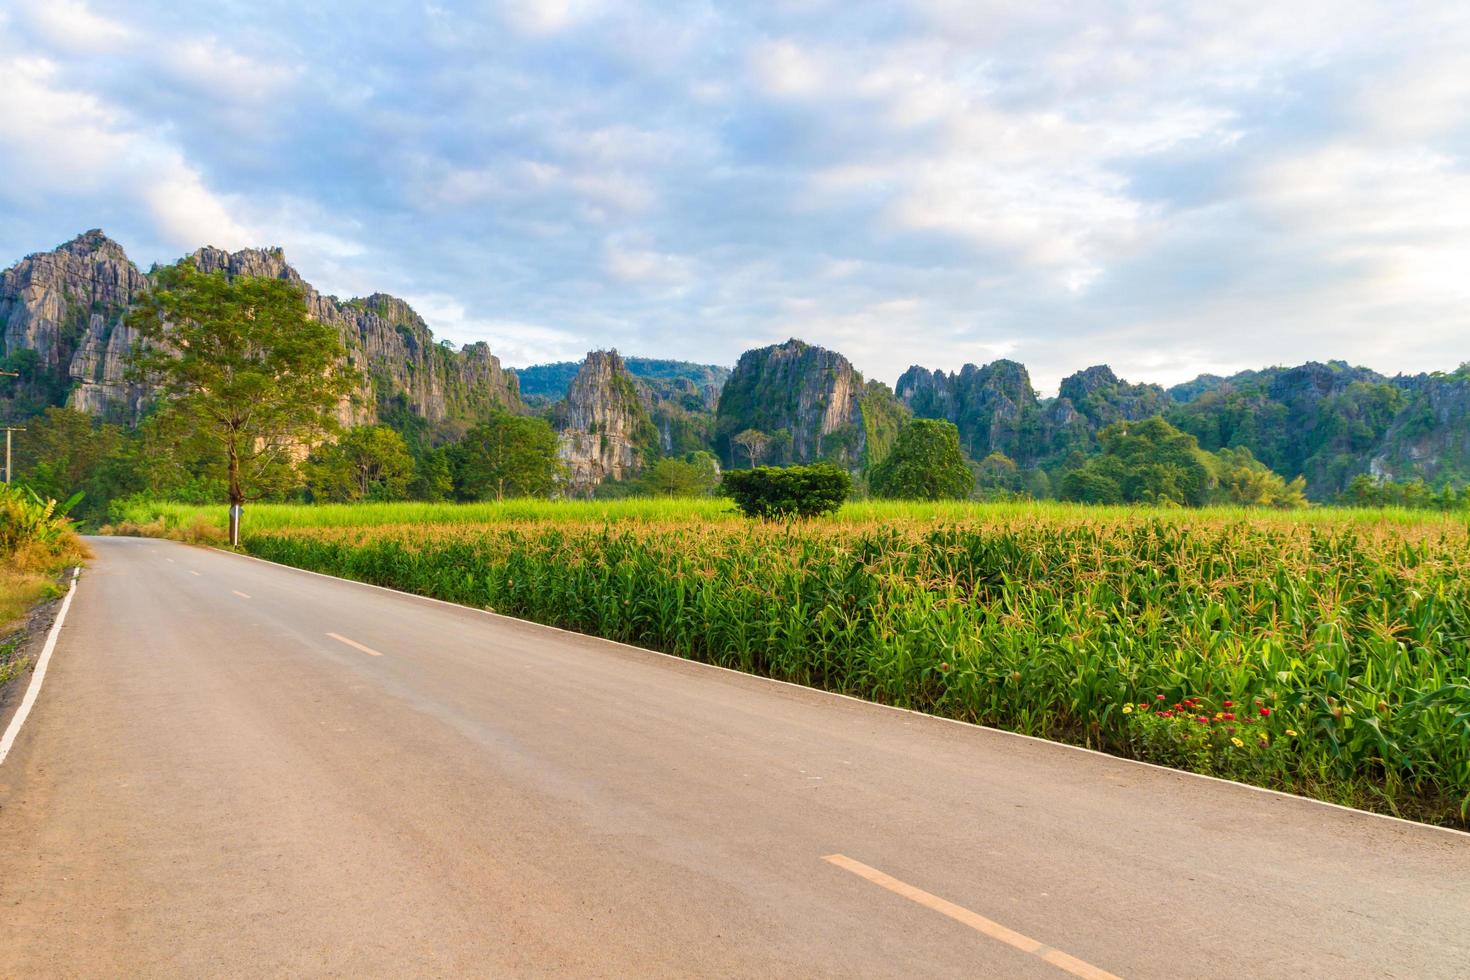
[721, 464, 851, 519]
[868, 418, 975, 500]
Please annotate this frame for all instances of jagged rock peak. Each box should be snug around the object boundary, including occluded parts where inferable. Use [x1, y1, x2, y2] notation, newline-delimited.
[715, 337, 907, 469]
[897, 358, 1045, 465]
[354, 293, 422, 325]
[558, 349, 657, 495]
[189, 244, 298, 282]
[57, 229, 130, 262]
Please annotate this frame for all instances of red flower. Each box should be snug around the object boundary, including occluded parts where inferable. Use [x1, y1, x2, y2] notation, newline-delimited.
[1160, 711, 1173, 717]
[1222, 712, 1235, 721]
[1259, 707, 1271, 717]
[1223, 700, 1234, 708]
[1173, 703, 1183, 710]
[1156, 694, 1165, 700]
[1197, 716, 1210, 724]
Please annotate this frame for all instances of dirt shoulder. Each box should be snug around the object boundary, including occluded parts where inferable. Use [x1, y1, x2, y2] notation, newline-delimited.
[0, 576, 70, 735]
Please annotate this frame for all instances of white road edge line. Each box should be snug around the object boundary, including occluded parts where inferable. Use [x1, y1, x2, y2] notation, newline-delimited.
[206, 545, 1468, 839]
[0, 567, 81, 767]
[232, 590, 251, 599]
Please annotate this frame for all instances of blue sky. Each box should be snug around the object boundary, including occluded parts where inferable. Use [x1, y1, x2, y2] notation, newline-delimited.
[2, 0, 1468, 393]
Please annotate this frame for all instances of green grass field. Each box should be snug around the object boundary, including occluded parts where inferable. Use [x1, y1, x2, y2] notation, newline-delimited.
[115, 495, 1467, 532]
[112, 497, 1470, 826]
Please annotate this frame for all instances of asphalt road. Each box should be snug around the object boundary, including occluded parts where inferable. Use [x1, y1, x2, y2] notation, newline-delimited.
[1, 536, 1467, 978]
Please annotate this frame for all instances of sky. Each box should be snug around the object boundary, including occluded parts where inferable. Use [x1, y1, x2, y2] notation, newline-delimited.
[2, 0, 1468, 394]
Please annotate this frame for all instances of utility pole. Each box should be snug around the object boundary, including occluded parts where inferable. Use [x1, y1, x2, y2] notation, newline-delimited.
[3, 427, 23, 484]
[0, 371, 18, 485]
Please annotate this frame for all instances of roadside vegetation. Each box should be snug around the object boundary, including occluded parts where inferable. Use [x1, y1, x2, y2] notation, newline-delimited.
[0, 485, 89, 688]
[118, 496, 1470, 827]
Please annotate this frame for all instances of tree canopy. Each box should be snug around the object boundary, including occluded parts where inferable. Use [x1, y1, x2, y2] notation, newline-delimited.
[1059, 416, 1308, 508]
[450, 411, 564, 500]
[305, 425, 414, 502]
[721, 463, 850, 518]
[867, 418, 974, 500]
[126, 262, 356, 509]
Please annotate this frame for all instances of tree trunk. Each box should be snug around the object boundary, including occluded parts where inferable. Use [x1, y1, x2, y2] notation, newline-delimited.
[227, 439, 243, 546]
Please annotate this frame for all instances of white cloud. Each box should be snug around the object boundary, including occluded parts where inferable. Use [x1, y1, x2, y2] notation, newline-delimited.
[18, 0, 132, 52]
[140, 159, 254, 250]
[499, 0, 601, 36]
[1252, 143, 1470, 307]
[601, 241, 691, 283]
[404, 293, 585, 365]
[750, 40, 829, 98]
[0, 57, 135, 195]
[162, 37, 301, 103]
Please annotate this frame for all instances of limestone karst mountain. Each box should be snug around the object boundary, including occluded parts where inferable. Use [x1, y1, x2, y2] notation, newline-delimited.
[0, 230, 522, 430]
[552, 350, 660, 496]
[712, 338, 908, 470]
[4, 231, 1469, 500]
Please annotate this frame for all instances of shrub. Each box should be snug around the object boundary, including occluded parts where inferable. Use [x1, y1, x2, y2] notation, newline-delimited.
[720, 464, 851, 519]
[0, 484, 89, 570]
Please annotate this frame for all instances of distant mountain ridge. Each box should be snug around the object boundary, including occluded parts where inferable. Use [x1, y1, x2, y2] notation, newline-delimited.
[4, 231, 1467, 499]
[516, 357, 729, 406]
[898, 356, 1470, 497]
[0, 230, 522, 433]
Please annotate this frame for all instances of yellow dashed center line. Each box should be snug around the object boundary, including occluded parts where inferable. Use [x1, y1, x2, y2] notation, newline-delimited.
[823, 854, 1121, 980]
[326, 632, 383, 657]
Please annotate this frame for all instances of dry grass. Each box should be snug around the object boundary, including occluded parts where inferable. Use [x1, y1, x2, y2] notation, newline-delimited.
[101, 513, 225, 547]
[0, 566, 59, 634]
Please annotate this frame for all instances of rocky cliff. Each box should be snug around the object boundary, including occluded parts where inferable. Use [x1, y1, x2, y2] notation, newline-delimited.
[0, 231, 522, 429]
[715, 339, 907, 469]
[554, 350, 659, 496]
[897, 360, 1166, 468]
[1057, 365, 1170, 428]
[1165, 360, 1463, 494]
[1370, 371, 1470, 484]
[896, 360, 1048, 464]
[0, 230, 152, 421]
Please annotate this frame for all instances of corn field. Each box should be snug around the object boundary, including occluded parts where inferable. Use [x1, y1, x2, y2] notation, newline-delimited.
[227, 505, 1470, 827]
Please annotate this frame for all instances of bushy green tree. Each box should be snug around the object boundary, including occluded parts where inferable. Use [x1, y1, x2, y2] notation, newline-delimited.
[409, 446, 454, 501]
[638, 452, 721, 496]
[305, 425, 414, 502]
[868, 418, 974, 500]
[1058, 466, 1124, 505]
[450, 411, 563, 500]
[126, 262, 356, 528]
[1061, 417, 1213, 506]
[721, 463, 850, 518]
[1208, 446, 1307, 508]
[12, 407, 141, 523]
[971, 451, 1027, 500]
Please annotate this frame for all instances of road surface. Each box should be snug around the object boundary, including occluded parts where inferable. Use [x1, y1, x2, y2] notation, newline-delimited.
[1, 536, 1466, 977]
